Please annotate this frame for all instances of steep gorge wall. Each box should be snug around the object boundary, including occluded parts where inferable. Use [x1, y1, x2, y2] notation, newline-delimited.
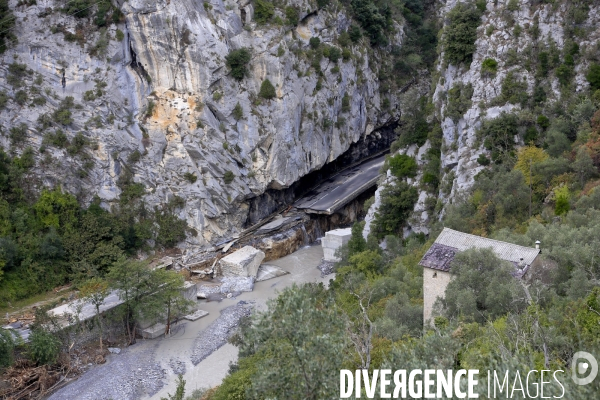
[0, 0, 406, 248]
[366, 0, 600, 238]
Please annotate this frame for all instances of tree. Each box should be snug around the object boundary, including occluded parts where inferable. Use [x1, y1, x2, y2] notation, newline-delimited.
[80, 277, 109, 350]
[28, 328, 61, 365]
[388, 154, 418, 179]
[0, 0, 15, 53]
[0, 328, 15, 368]
[232, 102, 244, 120]
[146, 269, 194, 336]
[371, 182, 418, 238]
[161, 375, 185, 400]
[285, 6, 299, 26]
[237, 284, 347, 399]
[573, 147, 596, 188]
[351, 0, 389, 46]
[587, 64, 600, 91]
[514, 145, 548, 186]
[554, 185, 570, 216]
[444, 3, 482, 65]
[258, 79, 276, 99]
[254, 0, 274, 24]
[442, 248, 528, 323]
[481, 58, 498, 76]
[225, 48, 251, 80]
[107, 258, 152, 344]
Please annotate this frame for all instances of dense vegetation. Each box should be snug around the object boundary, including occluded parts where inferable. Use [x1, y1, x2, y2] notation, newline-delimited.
[0, 258, 193, 371]
[0, 148, 188, 306]
[0, 0, 15, 53]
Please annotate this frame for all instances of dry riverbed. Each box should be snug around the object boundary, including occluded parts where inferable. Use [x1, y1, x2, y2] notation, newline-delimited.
[47, 244, 331, 400]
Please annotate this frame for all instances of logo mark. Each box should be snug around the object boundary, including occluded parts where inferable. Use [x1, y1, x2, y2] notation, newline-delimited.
[571, 351, 598, 385]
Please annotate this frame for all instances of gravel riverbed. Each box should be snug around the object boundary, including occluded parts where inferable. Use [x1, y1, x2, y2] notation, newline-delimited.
[47, 302, 253, 400]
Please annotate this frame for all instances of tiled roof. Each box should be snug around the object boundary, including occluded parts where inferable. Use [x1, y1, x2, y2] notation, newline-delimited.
[419, 228, 540, 272]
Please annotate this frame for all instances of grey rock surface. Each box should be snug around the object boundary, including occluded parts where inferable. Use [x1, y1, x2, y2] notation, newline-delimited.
[0, 0, 403, 249]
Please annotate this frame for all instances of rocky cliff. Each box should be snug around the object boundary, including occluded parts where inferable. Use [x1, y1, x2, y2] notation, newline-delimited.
[366, 0, 600, 238]
[0, 0, 405, 247]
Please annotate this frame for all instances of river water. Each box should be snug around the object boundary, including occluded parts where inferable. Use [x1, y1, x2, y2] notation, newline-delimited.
[145, 243, 329, 399]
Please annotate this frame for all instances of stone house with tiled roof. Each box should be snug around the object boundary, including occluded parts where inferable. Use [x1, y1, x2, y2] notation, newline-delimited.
[419, 228, 542, 323]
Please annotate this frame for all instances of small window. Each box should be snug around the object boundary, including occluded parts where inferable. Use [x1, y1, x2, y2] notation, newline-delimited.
[433, 272, 437, 278]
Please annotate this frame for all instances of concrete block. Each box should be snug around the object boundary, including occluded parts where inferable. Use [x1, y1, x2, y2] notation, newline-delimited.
[139, 323, 166, 339]
[182, 281, 197, 301]
[322, 228, 352, 262]
[219, 246, 265, 278]
[183, 310, 209, 321]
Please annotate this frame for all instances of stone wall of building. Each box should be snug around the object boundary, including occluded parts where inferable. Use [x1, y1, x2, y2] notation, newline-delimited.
[423, 268, 452, 325]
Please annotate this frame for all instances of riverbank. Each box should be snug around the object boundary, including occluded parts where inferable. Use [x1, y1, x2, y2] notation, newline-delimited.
[47, 244, 330, 400]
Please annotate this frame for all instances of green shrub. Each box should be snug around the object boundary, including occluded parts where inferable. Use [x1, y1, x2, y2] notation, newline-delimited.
[258, 79, 276, 99]
[0, 0, 15, 54]
[555, 64, 573, 86]
[444, 3, 482, 65]
[349, 25, 361, 42]
[223, 170, 235, 184]
[481, 58, 498, 75]
[342, 48, 352, 61]
[145, 100, 155, 117]
[254, 0, 274, 24]
[45, 129, 69, 148]
[0, 90, 7, 109]
[32, 96, 46, 106]
[338, 31, 350, 47]
[479, 113, 519, 162]
[9, 123, 28, 145]
[388, 154, 417, 179]
[232, 102, 244, 120]
[225, 48, 251, 80]
[155, 210, 187, 248]
[341, 93, 350, 112]
[0, 329, 15, 368]
[371, 181, 418, 238]
[326, 46, 341, 63]
[28, 329, 61, 365]
[83, 90, 96, 101]
[127, 150, 141, 163]
[309, 36, 320, 49]
[524, 126, 538, 143]
[351, 0, 390, 46]
[554, 185, 570, 215]
[314, 77, 323, 91]
[115, 28, 124, 41]
[477, 154, 490, 165]
[14, 89, 27, 105]
[53, 109, 72, 125]
[500, 71, 528, 105]
[586, 64, 600, 91]
[7, 62, 30, 87]
[184, 172, 197, 183]
[285, 6, 299, 26]
[506, 0, 519, 11]
[537, 115, 550, 130]
[445, 83, 473, 122]
[67, 132, 88, 155]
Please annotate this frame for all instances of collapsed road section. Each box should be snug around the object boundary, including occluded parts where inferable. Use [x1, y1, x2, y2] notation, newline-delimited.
[294, 155, 385, 215]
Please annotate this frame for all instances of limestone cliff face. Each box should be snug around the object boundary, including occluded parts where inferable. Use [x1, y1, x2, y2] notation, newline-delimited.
[366, 0, 600, 237]
[434, 0, 600, 200]
[0, 0, 403, 247]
